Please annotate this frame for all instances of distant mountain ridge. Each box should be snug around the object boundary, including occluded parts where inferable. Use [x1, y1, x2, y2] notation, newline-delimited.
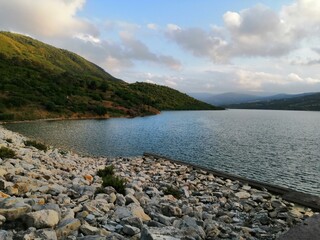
[190, 92, 316, 107]
[0, 32, 220, 121]
[224, 92, 320, 111]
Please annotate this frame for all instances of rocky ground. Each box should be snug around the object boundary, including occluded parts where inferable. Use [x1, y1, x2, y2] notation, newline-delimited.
[0, 126, 317, 240]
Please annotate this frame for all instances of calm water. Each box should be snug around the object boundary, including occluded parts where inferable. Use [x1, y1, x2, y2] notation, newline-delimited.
[5, 109, 320, 195]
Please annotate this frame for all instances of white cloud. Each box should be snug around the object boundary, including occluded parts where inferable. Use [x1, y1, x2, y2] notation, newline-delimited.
[0, 0, 97, 37]
[288, 73, 303, 82]
[223, 11, 241, 28]
[166, 0, 320, 62]
[147, 23, 158, 30]
[167, 24, 181, 31]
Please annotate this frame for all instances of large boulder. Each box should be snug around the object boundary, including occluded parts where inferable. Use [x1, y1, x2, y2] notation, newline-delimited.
[24, 209, 59, 228]
[0, 198, 31, 220]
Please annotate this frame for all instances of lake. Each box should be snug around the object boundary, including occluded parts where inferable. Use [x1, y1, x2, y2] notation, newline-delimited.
[5, 109, 320, 195]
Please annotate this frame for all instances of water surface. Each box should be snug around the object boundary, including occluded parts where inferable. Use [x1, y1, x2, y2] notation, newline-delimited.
[6, 109, 320, 195]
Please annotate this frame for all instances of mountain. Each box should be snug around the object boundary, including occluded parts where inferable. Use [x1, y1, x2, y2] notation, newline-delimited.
[0, 32, 220, 121]
[189, 92, 316, 106]
[225, 92, 320, 111]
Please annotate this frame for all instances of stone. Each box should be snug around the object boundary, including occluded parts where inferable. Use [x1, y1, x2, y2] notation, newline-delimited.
[116, 194, 126, 206]
[32, 203, 61, 219]
[122, 225, 140, 236]
[24, 209, 59, 228]
[141, 226, 184, 240]
[55, 218, 81, 239]
[0, 230, 13, 240]
[0, 198, 31, 220]
[0, 214, 6, 225]
[120, 216, 143, 229]
[129, 204, 151, 222]
[113, 207, 131, 220]
[161, 204, 182, 217]
[84, 174, 94, 183]
[235, 191, 251, 199]
[0, 180, 12, 190]
[61, 208, 75, 221]
[125, 194, 140, 205]
[0, 191, 10, 198]
[80, 223, 100, 235]
[35, 229, 58, 240]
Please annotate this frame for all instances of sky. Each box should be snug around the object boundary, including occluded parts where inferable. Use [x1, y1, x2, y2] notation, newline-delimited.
[1, 0, 320, 94]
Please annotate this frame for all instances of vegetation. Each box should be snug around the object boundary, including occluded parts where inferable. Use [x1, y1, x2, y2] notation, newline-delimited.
[0, 31, 221, 121]
[96, 165, 126, 195]
[226, 93, 320, 111]
[24, 140, 47, 151]
[0, 146, 16, 158]
[5, 138, 12, 143]
[163, 185, 181, 199]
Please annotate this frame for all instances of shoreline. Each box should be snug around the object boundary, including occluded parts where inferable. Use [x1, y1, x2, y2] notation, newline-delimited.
[0, 126, 318, 239]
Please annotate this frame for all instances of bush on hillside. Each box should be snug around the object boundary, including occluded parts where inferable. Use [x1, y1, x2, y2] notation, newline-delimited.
[24, 140, 47, 151]
[0, 146, 16, 158]
[96, 165, 126, 195]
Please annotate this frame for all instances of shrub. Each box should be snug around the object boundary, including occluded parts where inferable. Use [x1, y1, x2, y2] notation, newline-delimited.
[101, 175, 126, 195]
[0, 113, 14, 121]
[96, 165, 126, 195]
[24, 140, 47, 151]
[97, 165, 114, 177]
[0, 147, 16, 158]
[163, 185, 181, 199]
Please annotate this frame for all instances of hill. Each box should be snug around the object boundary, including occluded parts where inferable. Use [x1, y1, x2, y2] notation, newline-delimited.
[0, 32, 220, 121]
[226, 92, 320, 111]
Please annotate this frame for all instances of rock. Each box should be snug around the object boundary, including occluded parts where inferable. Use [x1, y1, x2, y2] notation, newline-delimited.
[35, 229, 58, 240]
[120, 216, 143, 229]
[24, 209, 59, 228]
[116, 194, 126, 206]
[141, 225, 184, 240]
[32, 203, 61, 219]
[129, 203, 151, 222]
[55, 218, 81, 239]
[153, 213, 175, 226]
[113, 207, 131, 220]
[0, 198, 31, 220]
[83, 199, 111, 217]
[0, 180, 12, 190]
[61, 208, 75, 221]
[235, 191, 251, 199]
[0, 191, 10, 198]
[84, 174, 94, 183]
[161, 204, 182, 217]
[80, 223, 100, 235]
[0, 230, 12, 240]
[125, 194, 140, 205]
[122, 225, 140, 236]
[0, 214, 5, 226]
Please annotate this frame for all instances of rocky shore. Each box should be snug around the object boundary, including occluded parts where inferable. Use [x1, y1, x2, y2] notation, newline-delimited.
[0, 126, 317, 240]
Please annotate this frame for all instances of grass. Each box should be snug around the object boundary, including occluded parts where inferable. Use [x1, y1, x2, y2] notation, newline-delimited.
[163, 185, 181, 199]
[96, 165, 126, 195]
[97, 165, 115, 177]
[0, 146, 16, 158]
[24, 140, 47, 151]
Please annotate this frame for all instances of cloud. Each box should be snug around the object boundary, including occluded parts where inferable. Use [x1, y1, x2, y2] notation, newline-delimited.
[147, 23, 158, 30]
[119, 32, 181, 70]
[166, 26, 228, 63]
[0, 0, 97, 37]
[166, 0, 320, 62]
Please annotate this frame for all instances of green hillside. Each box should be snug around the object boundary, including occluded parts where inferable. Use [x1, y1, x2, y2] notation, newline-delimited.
[226, 93, 320, 111]
[0, 32, 220, 121]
